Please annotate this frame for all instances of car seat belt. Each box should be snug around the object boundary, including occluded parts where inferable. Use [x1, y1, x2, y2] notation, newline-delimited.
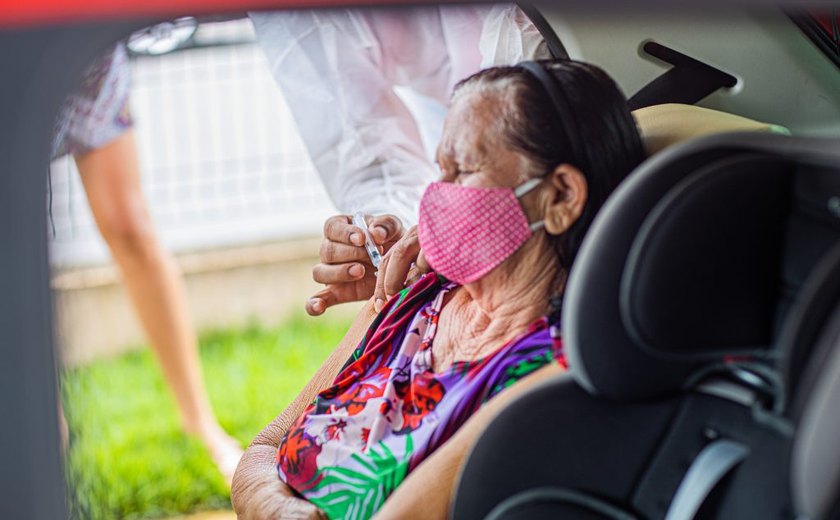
[627, 41, 737, 110]
[663, 439, 749, 520]
[516, 4, 736, 110]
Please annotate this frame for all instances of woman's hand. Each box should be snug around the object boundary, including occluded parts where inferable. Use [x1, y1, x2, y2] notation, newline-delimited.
[373, 225, 429, 312]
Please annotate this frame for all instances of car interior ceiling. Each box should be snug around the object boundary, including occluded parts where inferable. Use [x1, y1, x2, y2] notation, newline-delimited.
[2, 2, 840, 519]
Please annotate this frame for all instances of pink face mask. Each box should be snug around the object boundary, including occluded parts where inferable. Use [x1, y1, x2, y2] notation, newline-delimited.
[418, 178, 545, 285]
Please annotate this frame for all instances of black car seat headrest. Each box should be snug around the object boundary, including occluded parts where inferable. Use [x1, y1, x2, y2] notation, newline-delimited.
[620, 153, 790, 360]
[564, 133, 840, 400]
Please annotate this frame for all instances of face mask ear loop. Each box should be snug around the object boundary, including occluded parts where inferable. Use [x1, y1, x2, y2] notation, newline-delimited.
[515, 178, 547, 232]
[514, 177, 543, 198]
[530, 220, 546, 232]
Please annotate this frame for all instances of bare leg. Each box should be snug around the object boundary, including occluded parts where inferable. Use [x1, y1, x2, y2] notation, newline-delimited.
[75, 131, 242, 483]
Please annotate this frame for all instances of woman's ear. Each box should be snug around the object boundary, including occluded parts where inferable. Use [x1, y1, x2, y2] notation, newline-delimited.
[544, 163, 588, 235]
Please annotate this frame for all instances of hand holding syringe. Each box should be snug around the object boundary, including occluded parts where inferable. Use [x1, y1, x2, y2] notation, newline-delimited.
[307, 212, 428, 316]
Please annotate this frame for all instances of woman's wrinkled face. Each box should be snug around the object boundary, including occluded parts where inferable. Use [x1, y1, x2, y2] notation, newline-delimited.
[433, 88, 589, 242]
[435, 91, 535, 191]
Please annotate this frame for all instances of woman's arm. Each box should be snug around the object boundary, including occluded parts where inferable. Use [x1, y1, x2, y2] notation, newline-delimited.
[231, 300, 378, 519]
[372, 363, 567, 520]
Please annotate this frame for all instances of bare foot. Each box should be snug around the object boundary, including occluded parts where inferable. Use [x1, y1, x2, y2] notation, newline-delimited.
[198, 425, 244, 486]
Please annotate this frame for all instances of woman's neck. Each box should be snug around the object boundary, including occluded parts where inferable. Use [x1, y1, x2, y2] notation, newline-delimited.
[444, 234, 559, 344]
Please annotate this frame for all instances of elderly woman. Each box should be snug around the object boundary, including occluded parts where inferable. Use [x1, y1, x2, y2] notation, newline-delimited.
[232, 59, 645, 520]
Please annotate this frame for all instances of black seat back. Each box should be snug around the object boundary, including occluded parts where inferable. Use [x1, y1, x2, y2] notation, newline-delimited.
[784, 245, 840, 520]
[790, 302, 840, 520]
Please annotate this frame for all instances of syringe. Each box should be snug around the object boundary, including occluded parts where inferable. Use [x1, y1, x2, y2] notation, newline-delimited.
[352, 211, 382, 269]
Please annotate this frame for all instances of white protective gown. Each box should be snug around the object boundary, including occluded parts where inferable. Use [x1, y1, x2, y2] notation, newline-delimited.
[251, 5, 548, 225]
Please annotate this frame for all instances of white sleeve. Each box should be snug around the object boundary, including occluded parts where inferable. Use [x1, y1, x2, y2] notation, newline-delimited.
[478, 4, 551, 67]
[250, 9, 438, 226]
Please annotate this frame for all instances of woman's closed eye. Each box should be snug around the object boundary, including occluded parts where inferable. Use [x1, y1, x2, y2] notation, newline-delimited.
[438, 166, 475, 183]
[435, 157, 480, 182]
[449, 170, 472, 185]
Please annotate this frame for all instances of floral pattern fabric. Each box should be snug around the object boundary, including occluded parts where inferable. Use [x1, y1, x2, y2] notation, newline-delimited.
[52, 43, 133, 159]
[277, 272, 565, 519]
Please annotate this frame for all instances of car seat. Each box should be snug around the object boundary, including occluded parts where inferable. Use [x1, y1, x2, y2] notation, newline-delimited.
[788, 242, 840, 520]
[450, 132, 840, 520]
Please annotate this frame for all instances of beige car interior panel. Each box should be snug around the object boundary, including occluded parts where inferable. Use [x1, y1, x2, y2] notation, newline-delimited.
[632, 103, 789, 155]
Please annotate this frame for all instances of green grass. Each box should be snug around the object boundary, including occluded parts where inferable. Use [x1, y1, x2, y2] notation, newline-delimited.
[61, 313, 354, 519]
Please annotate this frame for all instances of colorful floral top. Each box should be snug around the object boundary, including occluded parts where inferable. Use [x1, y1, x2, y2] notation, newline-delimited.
[276, 273, 565, 519]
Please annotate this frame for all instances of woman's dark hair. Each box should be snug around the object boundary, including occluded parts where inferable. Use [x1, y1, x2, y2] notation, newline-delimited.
[452, 59, 645, 321]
